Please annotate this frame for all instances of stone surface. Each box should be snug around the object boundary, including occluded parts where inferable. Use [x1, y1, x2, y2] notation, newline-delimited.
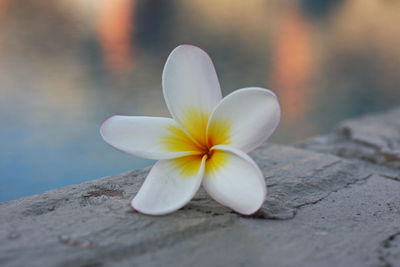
[1, 108, 400, 267]
[300, 107, 400, 170]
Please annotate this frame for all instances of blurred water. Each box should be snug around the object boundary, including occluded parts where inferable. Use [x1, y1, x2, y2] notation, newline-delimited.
[1, 0, 400, 202]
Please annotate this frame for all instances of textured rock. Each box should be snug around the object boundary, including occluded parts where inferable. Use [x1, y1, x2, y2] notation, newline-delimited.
[1, 108, 400, 267]
[251, 145, 370, 220]
[300, 107, 400, 170]
[378, 232, 400, 267]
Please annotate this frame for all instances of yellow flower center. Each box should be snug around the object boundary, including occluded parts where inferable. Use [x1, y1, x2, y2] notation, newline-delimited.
[160, 108, 231, 177]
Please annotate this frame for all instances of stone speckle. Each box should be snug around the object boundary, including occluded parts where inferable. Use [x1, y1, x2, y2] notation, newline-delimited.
[1, 108, 400, 267]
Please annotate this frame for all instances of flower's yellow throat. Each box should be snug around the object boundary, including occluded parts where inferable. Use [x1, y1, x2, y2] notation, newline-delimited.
[160, 108, 231, 176]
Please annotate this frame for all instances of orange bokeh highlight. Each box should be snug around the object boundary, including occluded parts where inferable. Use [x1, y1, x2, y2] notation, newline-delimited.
[271, 5, 314, 122]
[0, 0, 7, 17]
[97, 0, 135, 74]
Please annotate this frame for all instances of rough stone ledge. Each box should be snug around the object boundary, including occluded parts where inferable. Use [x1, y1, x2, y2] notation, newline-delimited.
[1, 107, 400, 267]
[377, 231, 400, 267]
[300, 107, 400, 170]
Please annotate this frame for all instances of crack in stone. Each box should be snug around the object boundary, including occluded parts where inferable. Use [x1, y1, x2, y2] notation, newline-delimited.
[377, 231, 400, 267]
[381, 175, 400, 182]
[295, 174, 373, 210]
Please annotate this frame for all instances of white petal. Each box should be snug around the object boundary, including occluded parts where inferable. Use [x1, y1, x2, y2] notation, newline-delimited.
[132, 155, 206, 215]
[162, 45, 222, 144]
[202, 145, 266, 215]
[207, 87, 280, 153]
[100, 116, 201, 160]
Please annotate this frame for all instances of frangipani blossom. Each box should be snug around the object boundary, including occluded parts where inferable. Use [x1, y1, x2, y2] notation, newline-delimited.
[100, 45, 280, 215]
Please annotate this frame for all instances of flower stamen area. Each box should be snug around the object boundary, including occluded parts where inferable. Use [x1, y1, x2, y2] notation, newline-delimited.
[161, 108, 232, 177]
[170, 147, 228, 177]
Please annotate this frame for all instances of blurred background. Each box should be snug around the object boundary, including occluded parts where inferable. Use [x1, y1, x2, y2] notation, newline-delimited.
[1, 0, 399, 202]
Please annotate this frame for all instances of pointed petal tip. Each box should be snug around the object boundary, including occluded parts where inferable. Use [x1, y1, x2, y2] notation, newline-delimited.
[131, 204, 143, 214]
[173, 44, 207, 54]
[167, 45, 213, 66]
[254, 87, 278, 98]
[131, 199, 152, 215]
[230, 185, 266, 216]
[229, 87, 278, 99]
[131, 197, 146, 214]
[235, 197, 265, 216]
[131, 198, 156, 215]
[99, 115, 119, 142]
[131, 197, 178, 216]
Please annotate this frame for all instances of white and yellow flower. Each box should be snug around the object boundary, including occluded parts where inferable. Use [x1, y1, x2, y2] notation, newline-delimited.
[100, 45, 280, 215]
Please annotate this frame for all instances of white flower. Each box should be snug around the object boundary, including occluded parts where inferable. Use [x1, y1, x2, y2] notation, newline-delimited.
[100, 45, 280, 215]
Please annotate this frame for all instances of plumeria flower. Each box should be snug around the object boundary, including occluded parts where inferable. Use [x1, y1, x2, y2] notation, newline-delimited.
[100, 45, 280, 215]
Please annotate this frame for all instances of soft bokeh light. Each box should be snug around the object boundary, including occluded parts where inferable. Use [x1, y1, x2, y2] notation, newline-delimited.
[1, 0, 400, 201]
